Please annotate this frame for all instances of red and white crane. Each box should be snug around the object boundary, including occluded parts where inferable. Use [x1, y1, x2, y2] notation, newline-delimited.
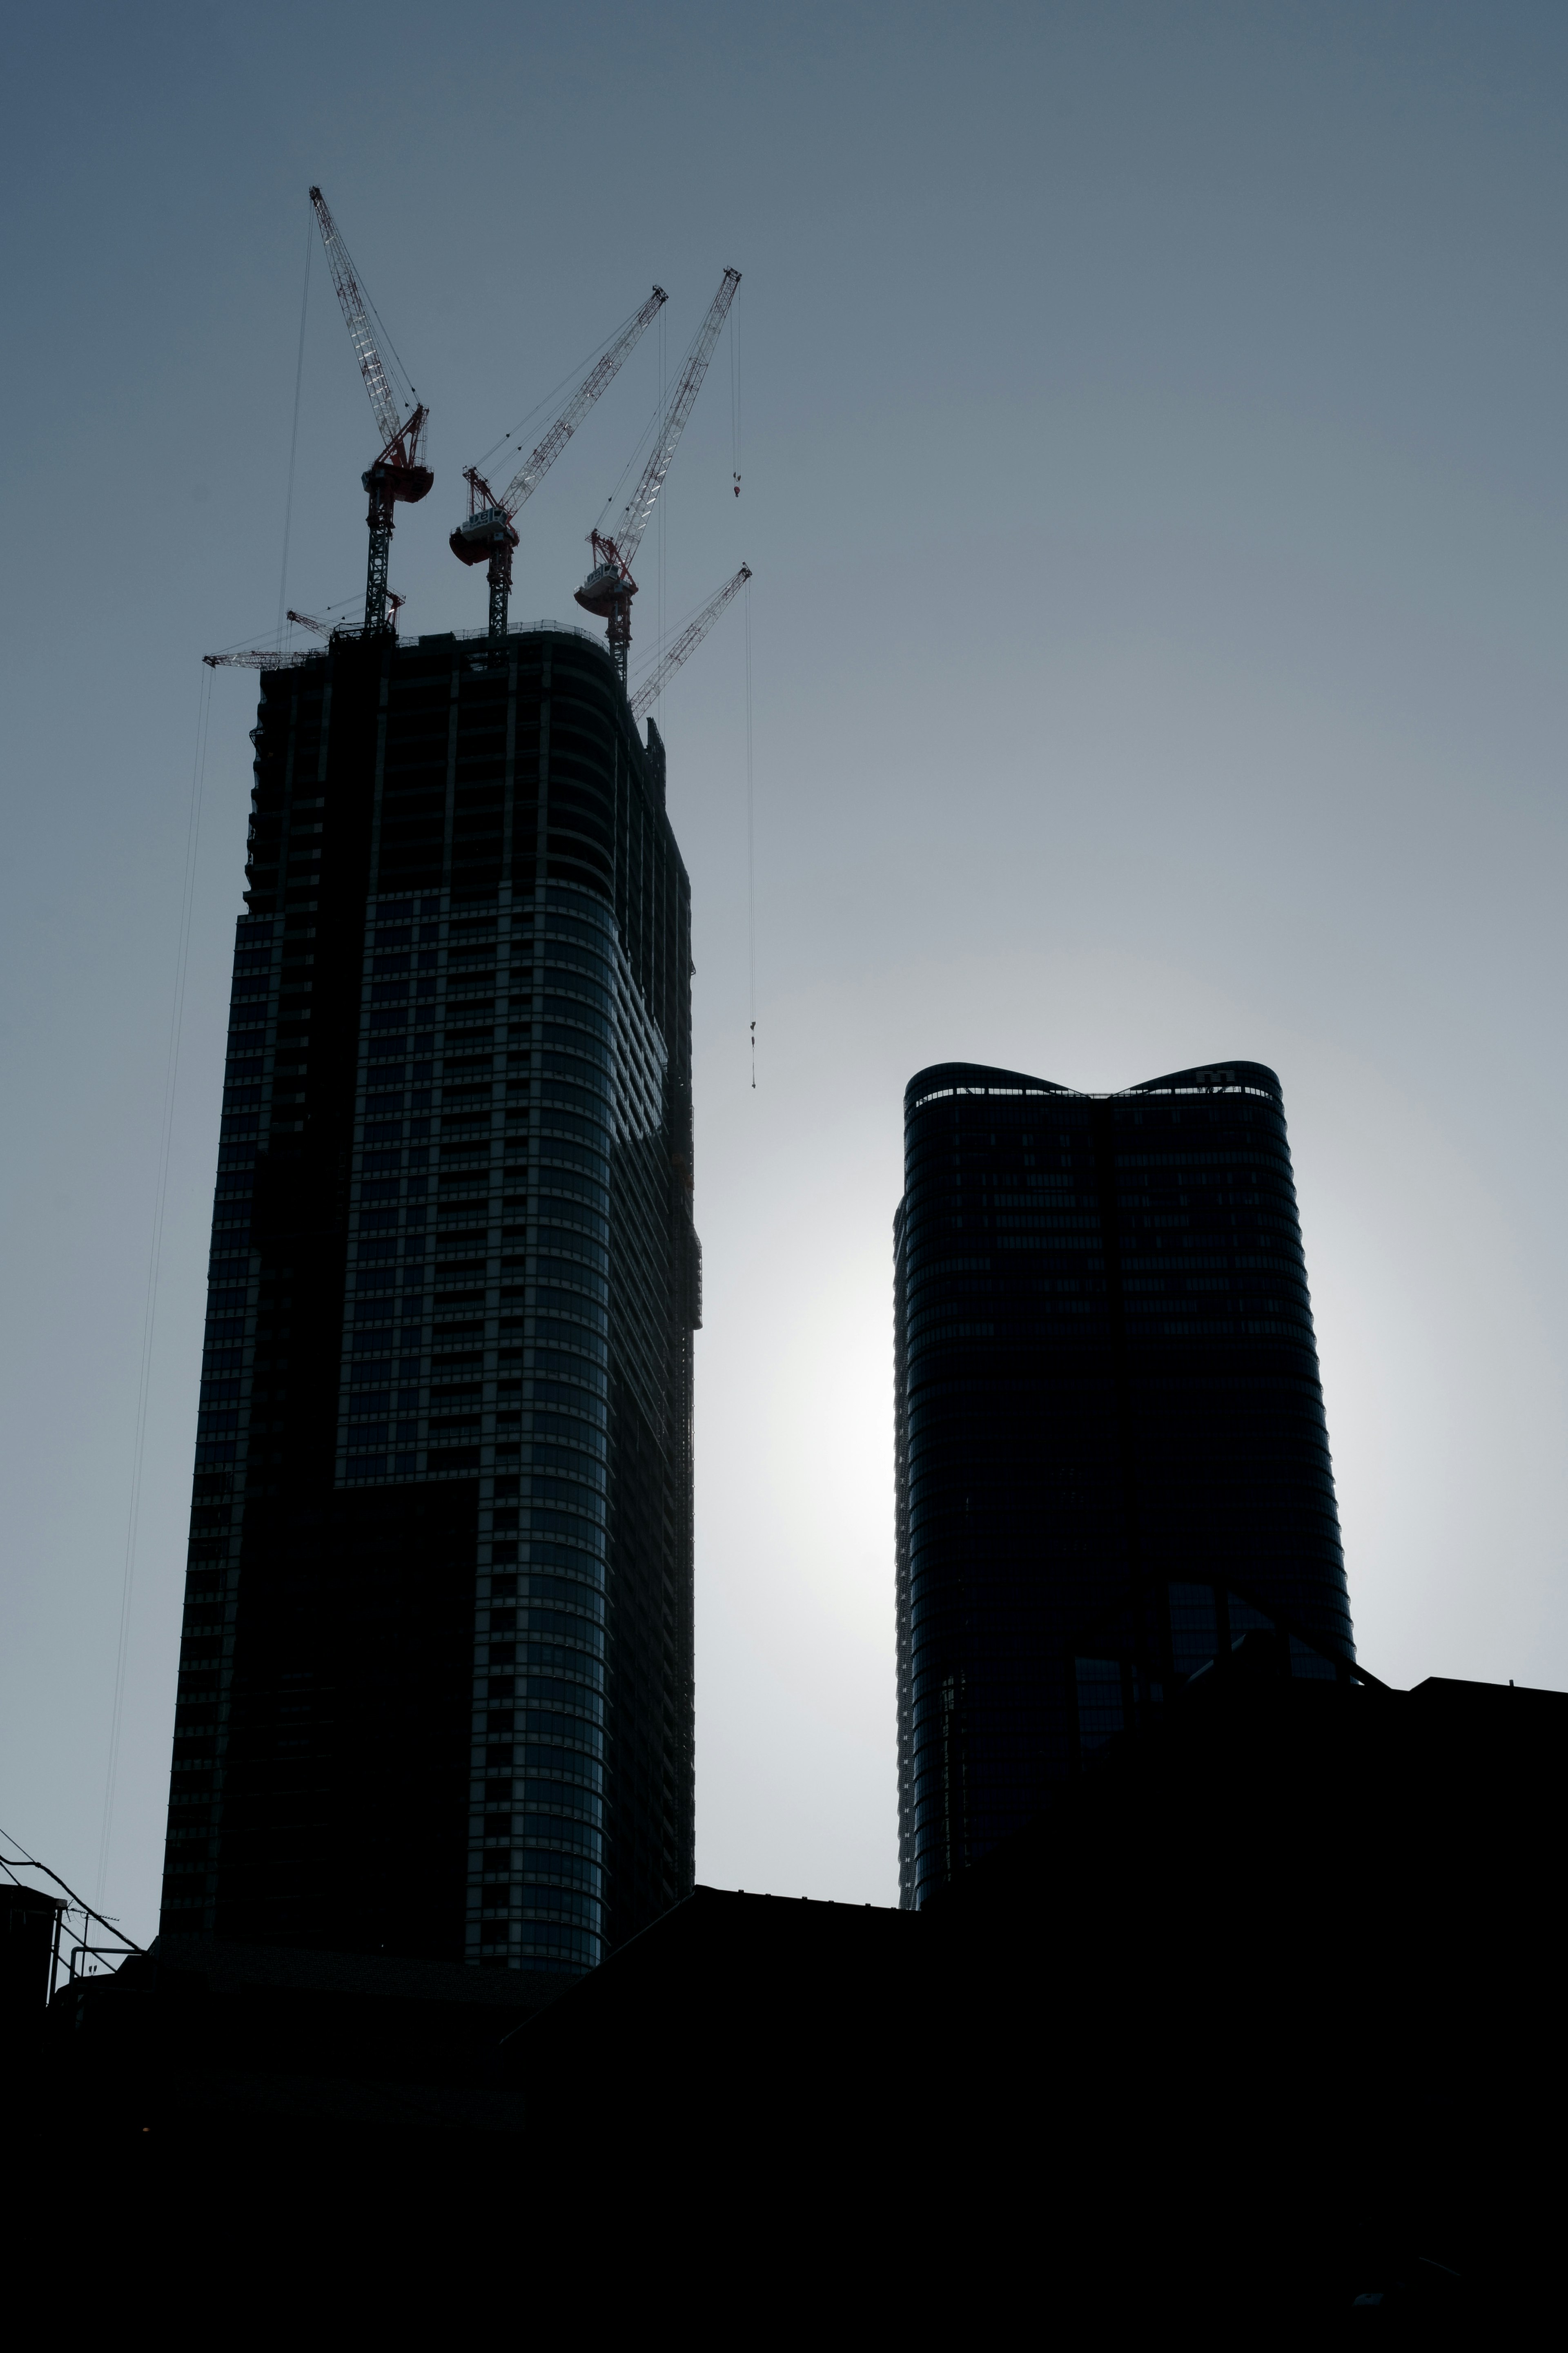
[628, 565, 751, 722]
[308, 186, 432, 636]
[576, 267, 740, 686]
[451, 287, 668, 644]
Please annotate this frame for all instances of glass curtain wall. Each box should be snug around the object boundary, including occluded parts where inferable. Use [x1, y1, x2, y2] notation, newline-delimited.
[894, 1060, 1352, 1909]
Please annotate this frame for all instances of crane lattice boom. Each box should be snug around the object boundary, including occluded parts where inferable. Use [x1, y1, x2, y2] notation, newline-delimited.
[497, 286, 668, 522]
[308, 186, 408, 453]
[575, 267, 741, 684]
[603, 268, 740, 577]
[628, 566, 751, 721]
[452, 287, 668, 643]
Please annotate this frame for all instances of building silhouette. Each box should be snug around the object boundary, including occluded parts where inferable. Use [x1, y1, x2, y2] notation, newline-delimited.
[161, 624, 698, 1971]
[53, 1658, 1560, 2330]
[894, 1059, 1351, 1906]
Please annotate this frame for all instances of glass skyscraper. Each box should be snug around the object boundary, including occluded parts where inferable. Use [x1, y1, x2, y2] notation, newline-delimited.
[895, 1060, 1353, 1908]
[161, 624, 697, 1972]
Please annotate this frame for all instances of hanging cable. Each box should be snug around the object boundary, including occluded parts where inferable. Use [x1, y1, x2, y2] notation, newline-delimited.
[746, 570, 755, 1088]
[731, 286, 741, 499]
[658, 303, 667, 711]
[737, 301, 751, 1079]
[98, 665, 213, 1906]
[276, 210, 313, 643]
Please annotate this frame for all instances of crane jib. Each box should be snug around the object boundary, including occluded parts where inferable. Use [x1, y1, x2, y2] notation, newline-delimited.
[449, 285, 668, 642]
[308, 186, 417, 458]
[492, 285, 668, 522]
[627, 564, 751, 722]
[608, 268, 740, 575]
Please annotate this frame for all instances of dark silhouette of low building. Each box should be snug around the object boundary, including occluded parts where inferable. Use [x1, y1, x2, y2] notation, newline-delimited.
[508, 1659, 1561, 2322]
[2, 1884, 67, 2016]
[24, 1660, 1564, 2325]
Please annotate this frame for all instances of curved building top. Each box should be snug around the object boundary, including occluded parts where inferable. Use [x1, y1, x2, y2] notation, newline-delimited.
[893, 1050, 1350, 1909]
[906, 1059, 1284, 1113]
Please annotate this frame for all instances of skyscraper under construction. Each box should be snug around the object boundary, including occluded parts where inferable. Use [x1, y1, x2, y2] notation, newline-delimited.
[160, 623, 698, 1972]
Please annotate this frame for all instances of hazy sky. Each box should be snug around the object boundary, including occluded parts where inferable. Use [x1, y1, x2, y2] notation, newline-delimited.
[2, 2, 1566, 1939]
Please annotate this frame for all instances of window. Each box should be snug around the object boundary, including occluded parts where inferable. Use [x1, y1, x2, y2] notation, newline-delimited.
[1075, 1657, 1125, 1759]
[1168, 1583, 1218, 1677]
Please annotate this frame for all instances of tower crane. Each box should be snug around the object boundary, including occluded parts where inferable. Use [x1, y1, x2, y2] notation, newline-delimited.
[628, 565, 751, 722]
[575, 267, 740, 686]
[308, 186, 432, 635]
[451, 287, 668, 644]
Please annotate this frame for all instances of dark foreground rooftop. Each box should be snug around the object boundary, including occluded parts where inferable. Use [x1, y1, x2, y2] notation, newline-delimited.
[17, 1656, 1564, 2326]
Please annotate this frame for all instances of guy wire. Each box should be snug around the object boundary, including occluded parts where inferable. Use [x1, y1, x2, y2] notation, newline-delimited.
[731, 286, 741, 497]
[276, 210, 313, 642]
[98, 663, 212, 1905]
[658, 303, 666, 710]
[746, 569, 755, 1088]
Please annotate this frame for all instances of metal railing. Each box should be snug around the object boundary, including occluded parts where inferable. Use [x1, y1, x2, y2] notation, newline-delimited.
[429, 619, 615, 659]
[1, 1826, 146, 2003]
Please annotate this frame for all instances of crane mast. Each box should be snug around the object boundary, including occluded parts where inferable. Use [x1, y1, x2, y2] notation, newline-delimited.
[452, 287, 668, 644]
[308, 187, 432, 634]
[576, 267, 741, 685]
[628, 565, 751, 721]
